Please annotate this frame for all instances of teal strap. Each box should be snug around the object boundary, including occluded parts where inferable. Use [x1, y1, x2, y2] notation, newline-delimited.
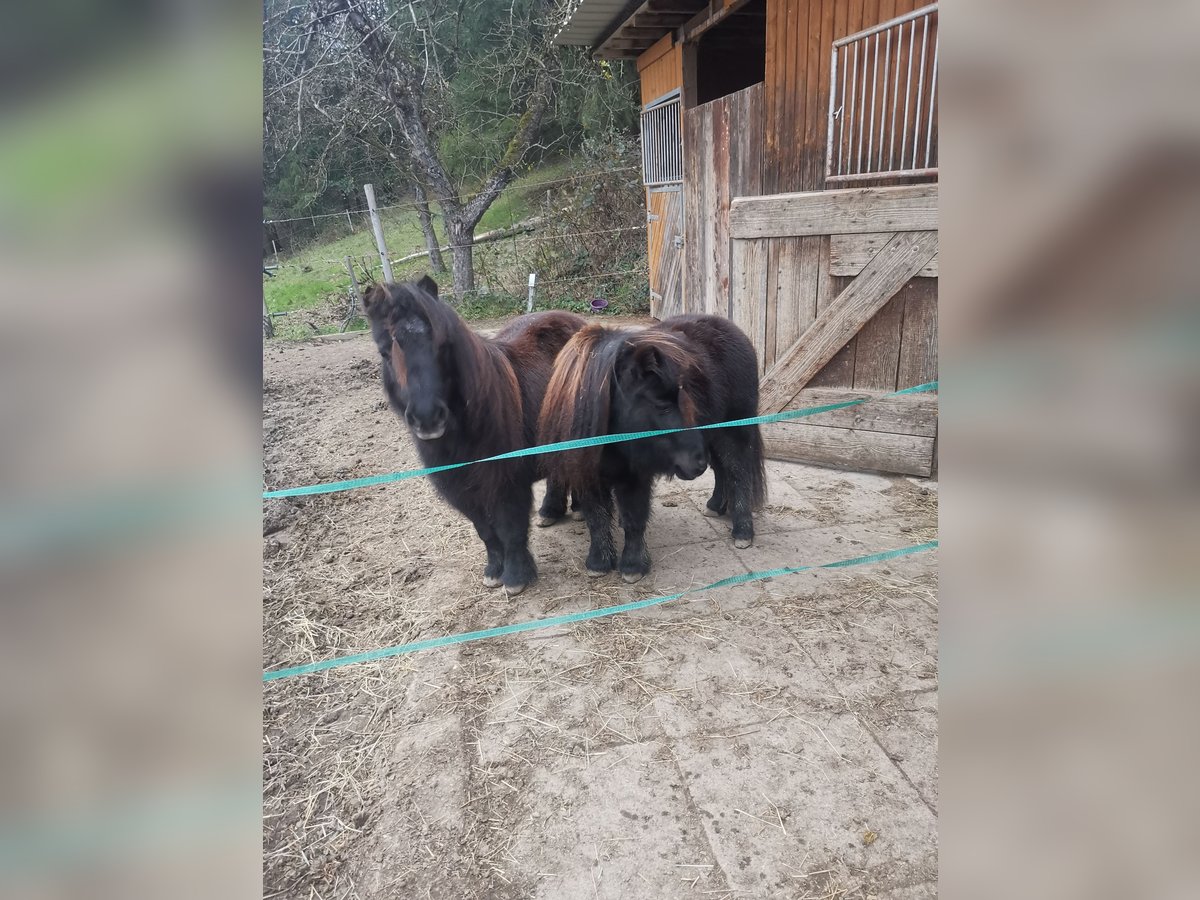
[263, 541, 937, 682]
[263, 381, 938, 499]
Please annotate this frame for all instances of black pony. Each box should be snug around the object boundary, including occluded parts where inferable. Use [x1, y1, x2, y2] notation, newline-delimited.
[538, 315, 766, 583]
[363, 277, 585, 595]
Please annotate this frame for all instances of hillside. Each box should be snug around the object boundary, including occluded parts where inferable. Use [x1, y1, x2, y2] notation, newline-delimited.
[264, 160, 649, 340]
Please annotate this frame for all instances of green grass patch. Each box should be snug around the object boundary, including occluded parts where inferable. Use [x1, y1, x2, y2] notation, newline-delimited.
[264, 159, 647, 335]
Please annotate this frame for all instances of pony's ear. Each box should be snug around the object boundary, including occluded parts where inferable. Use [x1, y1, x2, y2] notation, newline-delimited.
[417, 275, 439, 298]
[627, 343, 665, 378]
[361, 283, 390, 318]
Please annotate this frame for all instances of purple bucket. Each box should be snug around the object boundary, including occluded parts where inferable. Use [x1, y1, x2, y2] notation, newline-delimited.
[589, 297, 609, 312]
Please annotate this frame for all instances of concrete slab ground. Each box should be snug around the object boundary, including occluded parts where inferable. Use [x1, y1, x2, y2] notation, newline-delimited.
[263, 334, 938, 899]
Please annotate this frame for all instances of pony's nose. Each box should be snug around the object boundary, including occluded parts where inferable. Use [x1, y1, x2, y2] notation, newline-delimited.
[676, 448, 708, 480]
[405, 400, 448, 441]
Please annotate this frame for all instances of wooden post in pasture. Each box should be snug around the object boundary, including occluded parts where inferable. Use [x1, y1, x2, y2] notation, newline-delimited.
[363, 183, 394, 283]
[345, 209, 354, 232]
[341, 256, 362, 333]
[526, 273, 537, 313]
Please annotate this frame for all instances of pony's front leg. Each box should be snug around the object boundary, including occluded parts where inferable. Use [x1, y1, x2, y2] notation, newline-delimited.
[494, 483, 537, 596]
[615, 476, 653, 583]
[472, 520, 506, 588]
[579, 487, 617, 577]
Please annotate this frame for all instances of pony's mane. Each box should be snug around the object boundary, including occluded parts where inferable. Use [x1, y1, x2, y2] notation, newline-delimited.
[538, 325, 698, 486]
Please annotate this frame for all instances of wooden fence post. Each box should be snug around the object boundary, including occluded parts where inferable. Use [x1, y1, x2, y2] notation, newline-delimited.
[342, 256, 363, 332]
[364, 184, 394, 283]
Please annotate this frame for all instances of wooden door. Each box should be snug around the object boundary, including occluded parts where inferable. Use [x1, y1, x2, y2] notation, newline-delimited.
[729, 184, 939, 476]
[648, 187, 684, 318]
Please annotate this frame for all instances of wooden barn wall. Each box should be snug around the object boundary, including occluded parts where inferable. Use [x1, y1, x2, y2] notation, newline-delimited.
[682, 82, 764, 319]
[761, 0, 937, 394]
[638, 35, 682, 105]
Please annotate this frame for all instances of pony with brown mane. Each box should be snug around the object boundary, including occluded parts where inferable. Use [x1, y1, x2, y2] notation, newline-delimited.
[538, 314, 766, 583]
[363, 277, 585, 595]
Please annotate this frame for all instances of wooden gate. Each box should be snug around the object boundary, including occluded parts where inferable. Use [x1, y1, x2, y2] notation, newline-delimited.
[729, 184, 938, 476]
[647, 187, 685, 318]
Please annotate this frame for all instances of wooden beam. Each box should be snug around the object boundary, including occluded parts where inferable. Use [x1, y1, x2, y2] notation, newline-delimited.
[762, 422, 934, 477]
[730, 185, 939, 238]
[630, 12, 693, 28]
[831, 232, 939, 277]
[682, 0, 758, 41]
[611, 26, 677, 40]
[759, 230, 939, 413]
[644, 0, 702, 11]
[782, 387, 938, 437]
[680, 37, 698, 108]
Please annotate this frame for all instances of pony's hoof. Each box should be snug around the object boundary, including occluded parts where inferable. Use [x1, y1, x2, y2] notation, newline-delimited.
[586, 568, 609, 578]
[534, 515, 556, 527]
[504, 582, 528, 597]
[569, 509, 585, 521]
[621, 571, 646, 584]
[733, 537, 753, 549]
[483, 574, 503, 588]
[702, 507, 722, 518]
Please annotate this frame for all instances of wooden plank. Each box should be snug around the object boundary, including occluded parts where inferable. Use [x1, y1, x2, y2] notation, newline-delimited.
[680, 33, 698, 108]
[730, 238, 768, 375]
[759, 229, 938, 412]
[712, 96, 731, 314]
[770, 237, 818, 364]
[762, 0, 780, 191]
[764, 239, 781, 368]
[730, 184, 938, 238]
[762, 421, 934, 476]
[784, 387, 938, 436]
[831, 232, 939, 276]
[808, 0, 837, 190]
[797, 0, 822, 190]
[809, 340, 857, 388]
[646, 190, 664, 316]
[808, 256, 854, 388]
[896, 278, 938, 387]
[745, 81, 764, 196]
[782, 0, 804, 192]
[700, 107, 717, 314]
[682, 107, 703, 312]
[852, 291, 906, 390]
[659, 190, 685, 318]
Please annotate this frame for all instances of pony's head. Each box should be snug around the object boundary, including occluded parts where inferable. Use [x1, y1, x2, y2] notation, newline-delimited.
[613, 334, 708, 480]
[540, 326, 707, 483]
[363, 276, 451, 441]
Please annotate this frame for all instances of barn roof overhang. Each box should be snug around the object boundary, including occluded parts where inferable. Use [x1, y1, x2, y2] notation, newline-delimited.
[553, 0, 708, 60]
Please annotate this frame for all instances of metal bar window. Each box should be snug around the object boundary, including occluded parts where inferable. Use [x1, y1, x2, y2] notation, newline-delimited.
[827, 3, 938, 182]
[640, 97, 683, 187]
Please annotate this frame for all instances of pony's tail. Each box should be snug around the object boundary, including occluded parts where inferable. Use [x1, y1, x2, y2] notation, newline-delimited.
[537, 325, 612, 488]
[746, 424, 768, 510]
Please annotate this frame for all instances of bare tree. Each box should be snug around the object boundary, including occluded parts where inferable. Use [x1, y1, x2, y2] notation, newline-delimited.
[265, 0, 559, 295]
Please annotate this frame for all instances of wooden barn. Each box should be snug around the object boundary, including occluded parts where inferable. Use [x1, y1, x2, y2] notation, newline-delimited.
[555, 1, 938, 476]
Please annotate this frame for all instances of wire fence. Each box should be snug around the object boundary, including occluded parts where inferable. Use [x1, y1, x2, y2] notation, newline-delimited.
[264, 163, 650, 339]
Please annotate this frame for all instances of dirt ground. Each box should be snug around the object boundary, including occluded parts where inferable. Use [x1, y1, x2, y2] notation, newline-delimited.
[263, 325, 938, 900]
